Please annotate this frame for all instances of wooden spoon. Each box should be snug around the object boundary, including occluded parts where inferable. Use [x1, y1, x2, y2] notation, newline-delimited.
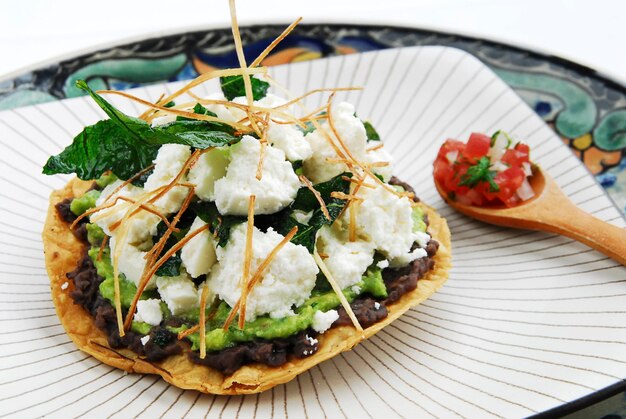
[434, 166, 626, 265]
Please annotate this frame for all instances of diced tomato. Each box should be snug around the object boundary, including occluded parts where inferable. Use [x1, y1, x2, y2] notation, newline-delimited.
[493, 167, 524, 205]
[479, 182, 499, 202]
[501, 149, 529, 167]
[500, 166, 525, 190]
[465, 188, 485, 206]
[464, 133, 491, 161]
[515, 143, 530, 155]
[436, 139, 465, 160]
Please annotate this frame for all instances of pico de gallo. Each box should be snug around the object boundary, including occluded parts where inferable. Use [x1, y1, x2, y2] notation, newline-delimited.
[433, 131, 535, 207]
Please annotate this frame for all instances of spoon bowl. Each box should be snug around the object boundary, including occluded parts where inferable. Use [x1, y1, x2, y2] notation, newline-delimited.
[435, 165, 626, 265]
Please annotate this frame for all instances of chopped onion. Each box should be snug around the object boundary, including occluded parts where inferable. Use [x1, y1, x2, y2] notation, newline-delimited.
[491, 161, 509, 172]
[522, 162, 532, 177]
[488, 131, 509, 161]
[516, 179, 535, 201]
[446, 150, 459, 164]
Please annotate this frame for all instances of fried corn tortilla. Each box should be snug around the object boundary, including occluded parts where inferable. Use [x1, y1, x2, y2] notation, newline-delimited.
[43, 178, 451, 395]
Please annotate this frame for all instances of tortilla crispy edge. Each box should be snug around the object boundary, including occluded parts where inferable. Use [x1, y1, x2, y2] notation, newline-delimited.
[43, 178, 451, 395]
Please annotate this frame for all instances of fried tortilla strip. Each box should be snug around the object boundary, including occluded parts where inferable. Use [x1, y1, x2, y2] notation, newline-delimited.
[43, 178, 451, 395]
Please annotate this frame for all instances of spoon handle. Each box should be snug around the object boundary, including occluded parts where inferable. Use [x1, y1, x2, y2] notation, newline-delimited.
[546, 204, 626, 265]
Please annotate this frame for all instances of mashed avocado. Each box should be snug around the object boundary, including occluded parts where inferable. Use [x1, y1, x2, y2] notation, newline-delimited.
[88, 247, 154, 308]
[86, 223, 105, 246]
[412, 205, 427, 233]
[70, 189, 100, 216]
[69, 172, 117, 216]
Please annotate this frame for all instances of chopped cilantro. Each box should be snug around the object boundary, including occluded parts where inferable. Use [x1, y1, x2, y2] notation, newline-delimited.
[458, 156, 500, 192]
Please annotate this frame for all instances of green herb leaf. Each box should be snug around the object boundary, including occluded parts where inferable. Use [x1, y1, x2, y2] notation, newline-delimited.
[151, 212, 195, 277]
[77, 80, 239, 147]
[458, 156, 500, 192]
[220, 75, 269, 101]
[43, 80, 242, 181]
[176, 103, 218, 122]
[191, 201, 245, 247]
[291, 173, 351, 213]
[363, 120, 380, 141]
[274, 215, 317, 252]
[300, 121, 316, 135]
[42, 119, 160, 180]
[266, 173, 352, 253]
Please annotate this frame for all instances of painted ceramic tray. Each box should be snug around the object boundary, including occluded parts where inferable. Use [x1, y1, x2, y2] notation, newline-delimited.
[1, 45, 625, 418]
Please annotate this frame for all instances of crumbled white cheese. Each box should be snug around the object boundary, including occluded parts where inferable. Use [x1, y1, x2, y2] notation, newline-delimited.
[312, 309, 339, 333]
[213, 136, 300, 215]
[351, 285, 362, 295]
[140, 335, 150, 346]
[391, 248, 428, 267]
[151, 114, 177, 127]
[305, 335, 319, 345]
[124, 211, 161, 249]
[134, 298, 163, 326]
[303, 102, 369, 184]
[61, 281, 69, 290]
[376, 259, 390, 269]
[197, 92, 239, 122]
[233, 93, 288, 115]
[188, 147, 230, 201]
[208, 224, 318, 321]
[366, 145, 393, 182]
[108, 236, 157, 290]
[156, 273, 199, 315]
[374, 302, 381, 310]
[267, 123, 313, 162]
[196, 281, 216, 305]
[269, 308, 296, 319]
[415, 231, 431, 249]
[144, 144, 191, 214]
[91, 180, 143, 236]
[218, 93, 291, 123]
[345, 183, 421, 268]
[180, 217, 217, 278]
[316, 225, 375, 289]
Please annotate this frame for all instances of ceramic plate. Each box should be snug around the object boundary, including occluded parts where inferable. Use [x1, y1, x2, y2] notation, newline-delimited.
[0, 46, 625, 418]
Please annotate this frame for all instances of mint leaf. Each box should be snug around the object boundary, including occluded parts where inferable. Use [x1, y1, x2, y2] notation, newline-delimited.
[176, 103, 221, 124]
[220, 75, 269, 101]
[459, 156, 500, 192]
[43, 80, 242, 181]
[363, 120, 380, 141]
[291, 173, 351, 213]
[191, 201, 245, 247]
[43, 119, 159, 181]
[152, 213, 195, 277]
[259, 173, 352, 253]
[77, 81, 239, 147]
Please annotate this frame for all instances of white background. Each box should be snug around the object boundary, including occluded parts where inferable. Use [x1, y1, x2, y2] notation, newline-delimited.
[0, 0, 625, 82]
